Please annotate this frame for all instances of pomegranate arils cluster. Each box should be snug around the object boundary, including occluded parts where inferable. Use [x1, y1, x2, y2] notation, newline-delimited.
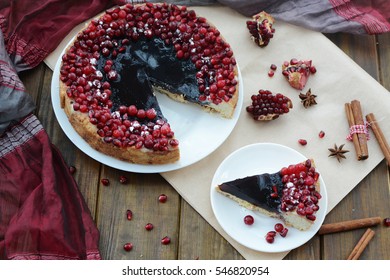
[59, 3, 238, 151]
[246, 89, 292, 121]
[246, 11, 275, 47]
[279, 159, 321, 222]
[282, 59, 316, 90]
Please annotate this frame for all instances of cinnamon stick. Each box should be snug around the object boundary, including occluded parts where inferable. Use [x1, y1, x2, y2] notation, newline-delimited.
[317, 216, 382, 235]
[366, 113, 390, 166]
[345, 103, 362, 160]
[352, 100, 369, 159]
[347, 228, 375, 260]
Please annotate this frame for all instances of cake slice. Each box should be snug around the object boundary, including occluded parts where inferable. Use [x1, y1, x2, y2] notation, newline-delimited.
[216, 159, 321, 230]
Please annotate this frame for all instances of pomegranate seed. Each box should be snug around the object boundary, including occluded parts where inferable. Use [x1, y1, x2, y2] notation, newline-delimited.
[265, 235, 274, 243]
[274, 223, 284, 232]
[384, 218, 390, 227]
[161, 236, 171, 245]
[266, 231, 277, 237]
[319, 130, 325, 138]
[145, 223, 154, 231]
[265, 231, 276, 244]
[304, 176, 315, 186]
[146, 108, 157, 120]
[101, 178, 110, 186]
[270, 192, 278, 198]
[306, 214, 316, 221]
[69, 165, 76, 174]
[243, 215, 254, 225]
[123, 242, 133, 252]
[158, 194, 167, 203]
[309, 66, 317, 74]
[128, 105, 137, 116]
[270, 64, 277, 71]
[119, 175, 128, 184]
[137, 109, 146, 119]
[126, 209, 133, 220]
[268, 70, 274, 77]
[298, 139, 307, 146]
[279, 227, 288, 237]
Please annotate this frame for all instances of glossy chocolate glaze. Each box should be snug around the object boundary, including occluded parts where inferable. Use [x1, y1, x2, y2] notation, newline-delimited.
[98, 36, 203, 117]
[218, 172, 283, 213]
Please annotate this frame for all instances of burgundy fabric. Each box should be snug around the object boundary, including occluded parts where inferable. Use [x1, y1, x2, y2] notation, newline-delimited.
[0, 0, 125, 70]
[329, 0, 390, 34]
[0, 115, 101, 260]
[218, 0, 390, 34]
[0, 0, 128, 260]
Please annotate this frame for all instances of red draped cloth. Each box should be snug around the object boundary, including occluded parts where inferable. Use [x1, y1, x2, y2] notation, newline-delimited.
[0, 115, 101, 260]
[0, 0, 129, 260]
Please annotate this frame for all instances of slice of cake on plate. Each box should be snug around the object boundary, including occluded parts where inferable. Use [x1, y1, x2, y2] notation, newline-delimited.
[216, 159, 322, 230]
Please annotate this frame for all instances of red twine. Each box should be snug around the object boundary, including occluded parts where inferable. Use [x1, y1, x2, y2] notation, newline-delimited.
[346, 123, 370, 141]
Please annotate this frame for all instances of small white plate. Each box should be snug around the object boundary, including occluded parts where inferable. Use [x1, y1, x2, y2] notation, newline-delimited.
[210, 143, 328, 253]
[51, 37, 243, 173]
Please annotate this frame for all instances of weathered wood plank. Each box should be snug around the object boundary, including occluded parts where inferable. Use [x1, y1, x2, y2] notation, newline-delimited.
[325, 33, 379, 79]
[30, 64, 101, 218]
[96, 168, 180, 260]
[322, 161, 390, 259]
[377, 33, 390, 91]
[178, 199, 244, 260]
[322, 33, 390, 260]
[18, 63, 46, 107]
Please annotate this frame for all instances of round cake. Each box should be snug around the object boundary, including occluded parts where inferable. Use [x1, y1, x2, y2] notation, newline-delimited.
[59, 3, 239, 164]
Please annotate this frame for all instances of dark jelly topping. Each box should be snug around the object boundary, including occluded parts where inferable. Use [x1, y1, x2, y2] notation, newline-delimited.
[219, 172, 283, 213]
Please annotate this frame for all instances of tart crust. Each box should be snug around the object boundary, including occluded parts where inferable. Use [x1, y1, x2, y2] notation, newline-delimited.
[60, 82, 180, 164]
[59, 3, 239, 164]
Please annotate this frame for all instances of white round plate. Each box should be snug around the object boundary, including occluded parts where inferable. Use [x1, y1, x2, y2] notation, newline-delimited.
[210, 143, 328, 253]
[51, 39, 243, 173]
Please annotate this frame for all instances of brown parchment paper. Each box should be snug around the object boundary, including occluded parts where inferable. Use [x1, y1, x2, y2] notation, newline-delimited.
[45, 6, 390, 260]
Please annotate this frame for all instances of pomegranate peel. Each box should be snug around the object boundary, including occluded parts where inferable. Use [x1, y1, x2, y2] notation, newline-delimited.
[246, 11, 275, 47]
[282, 59, 315, 90]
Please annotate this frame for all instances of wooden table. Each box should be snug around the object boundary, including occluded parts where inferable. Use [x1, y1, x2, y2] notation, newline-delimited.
[19, 31, 390, 260]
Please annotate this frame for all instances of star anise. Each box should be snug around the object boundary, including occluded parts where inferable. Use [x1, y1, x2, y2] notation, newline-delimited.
[299, 88, 317, 108]
[328, 144, 349, 162]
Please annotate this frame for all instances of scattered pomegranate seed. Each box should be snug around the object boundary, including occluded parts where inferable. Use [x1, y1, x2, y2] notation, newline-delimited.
[274, 223, 284, 232]
[161, 236, 171, 245]
[318, 130, 325, 138]
[268, 70, 274, 77]
[270, 64, 277, 71]
[123, 242, 133, 251]
[101, 178, 110, 186]
[158, 194, 168, 203]
[145, 223, 154, 231]
[265, 235, 274, 243]
[244, 215, 254, 225]
[265, 231, 276, 243]
[126, 209, 133, 221]
[298, 139, 307, 146]
[384, 218, 390, 227]
[279, 227, 289, 237]
[119, 175, 128, 184]
[69, 165, 76, 174]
